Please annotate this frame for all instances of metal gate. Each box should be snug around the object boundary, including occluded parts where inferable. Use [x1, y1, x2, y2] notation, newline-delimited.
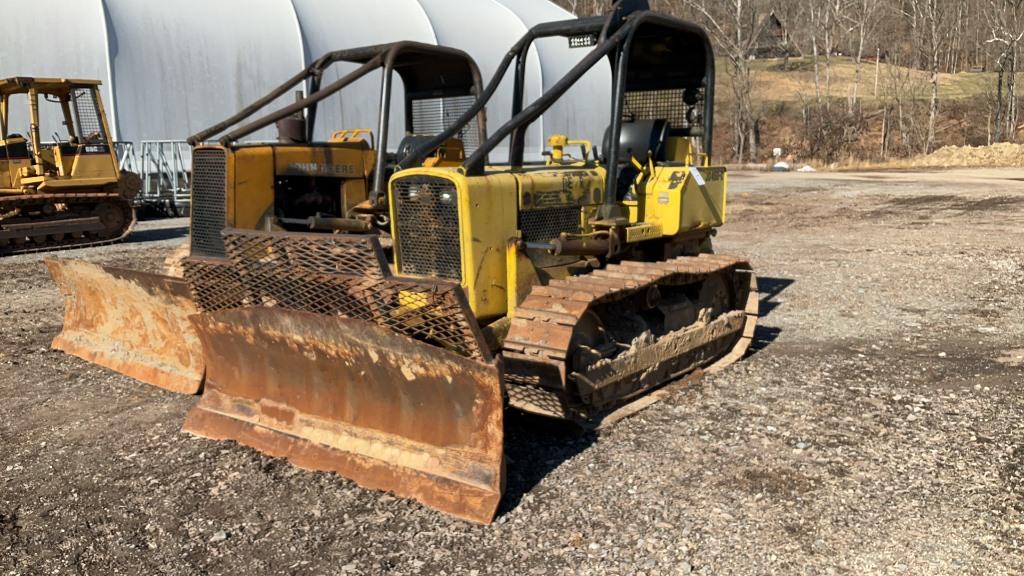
[118, 140, 191, 216]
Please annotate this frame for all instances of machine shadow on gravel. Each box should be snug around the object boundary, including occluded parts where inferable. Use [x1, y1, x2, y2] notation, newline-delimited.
[748, 276, 793, 355]
[497, 411, 597, 517]
[124, 226, 188, 244]
[750, 326, 782, 354]
[757, 276, 793, 317]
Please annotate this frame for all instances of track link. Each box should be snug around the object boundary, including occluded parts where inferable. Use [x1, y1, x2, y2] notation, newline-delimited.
[502, 254, 758, 421]
[0, 193, 136, 256]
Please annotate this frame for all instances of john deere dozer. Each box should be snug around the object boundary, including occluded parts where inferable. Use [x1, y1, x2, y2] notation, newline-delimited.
[47, 42, 486, 394]
[177, 4, 757, 523]
[48, 4, 757, 524]
[1, 77, 139, 255]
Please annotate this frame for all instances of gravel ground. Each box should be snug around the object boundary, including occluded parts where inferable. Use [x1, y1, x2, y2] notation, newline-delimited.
[1, 169, 1022, 575]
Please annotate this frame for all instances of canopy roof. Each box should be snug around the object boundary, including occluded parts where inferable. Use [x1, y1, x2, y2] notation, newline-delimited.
[0, 77, 101, 96]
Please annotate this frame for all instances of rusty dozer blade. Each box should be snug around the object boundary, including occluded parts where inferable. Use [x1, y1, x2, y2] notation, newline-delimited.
[45, 258, 204, 394]
[183, 307, 505, 524]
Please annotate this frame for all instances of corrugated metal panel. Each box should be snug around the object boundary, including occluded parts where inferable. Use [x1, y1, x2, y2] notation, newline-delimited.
[103, 0, 303, 142]
[417, 0, 537, 160]
[496, 0, 612, 159]
[0, 0, 611, 158]
[0, 0, 110, 139]
[290, 0, 437, 146]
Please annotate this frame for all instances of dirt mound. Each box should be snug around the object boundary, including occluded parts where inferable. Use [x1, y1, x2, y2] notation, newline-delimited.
[911, 142, 1024, 168]
[844, 142, 1024, 171]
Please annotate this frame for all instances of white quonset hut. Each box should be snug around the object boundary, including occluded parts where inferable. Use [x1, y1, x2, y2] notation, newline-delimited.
[0, 0, 611, 159]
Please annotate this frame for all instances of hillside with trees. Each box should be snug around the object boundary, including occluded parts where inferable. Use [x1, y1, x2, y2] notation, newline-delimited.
[554, 0, 1024, 165]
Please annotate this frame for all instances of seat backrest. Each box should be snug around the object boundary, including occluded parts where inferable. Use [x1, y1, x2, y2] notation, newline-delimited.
[602, 119, 671, 165]
[2, 135, 30, 159]
[395, 135, 439, 165]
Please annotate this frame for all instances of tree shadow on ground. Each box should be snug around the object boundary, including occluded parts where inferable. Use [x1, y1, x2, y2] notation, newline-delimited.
[496, 410, 596, 518]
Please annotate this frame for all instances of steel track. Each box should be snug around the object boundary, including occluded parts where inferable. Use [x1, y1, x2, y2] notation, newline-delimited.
[502, 253, 759, 421]
[0, 192, 136, 256]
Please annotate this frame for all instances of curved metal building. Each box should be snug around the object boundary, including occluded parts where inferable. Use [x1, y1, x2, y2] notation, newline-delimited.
[0, 0, 610, 158]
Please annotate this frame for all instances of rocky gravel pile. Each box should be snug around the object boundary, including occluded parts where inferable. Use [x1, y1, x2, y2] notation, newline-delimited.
[2, 171, 1023, 575]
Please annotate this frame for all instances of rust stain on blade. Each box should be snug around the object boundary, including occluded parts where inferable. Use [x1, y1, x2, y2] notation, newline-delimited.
[45, 258, 204, 394]
[183, 307, 504, 524]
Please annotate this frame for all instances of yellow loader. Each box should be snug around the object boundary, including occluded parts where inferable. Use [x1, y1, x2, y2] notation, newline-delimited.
[47, 42, 486, 394]
[1, 77, 139, 254]
[178, 3, 757, 523]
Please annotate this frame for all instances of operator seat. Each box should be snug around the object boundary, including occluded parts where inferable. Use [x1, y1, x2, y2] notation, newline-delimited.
[603, 119, 670, 199]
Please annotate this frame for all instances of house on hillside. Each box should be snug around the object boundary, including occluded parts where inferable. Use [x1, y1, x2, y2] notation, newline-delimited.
[863, 50, 889, 64]
[753, 11, 801, 59]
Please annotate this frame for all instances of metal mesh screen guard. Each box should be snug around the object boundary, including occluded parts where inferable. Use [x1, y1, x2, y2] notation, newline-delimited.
[183, 229, 489, 361]
[519, 206, 582, 243]
[189, 148, 228, 257]
[623, 88, 698, 129]
[70, 88, 103, 142]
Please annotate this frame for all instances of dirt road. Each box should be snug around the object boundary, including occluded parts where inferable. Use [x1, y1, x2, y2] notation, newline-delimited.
[2, 169, 1022, 575]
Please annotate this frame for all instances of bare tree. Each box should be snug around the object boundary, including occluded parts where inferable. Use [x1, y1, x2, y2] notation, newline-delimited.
[551, 0, 1020, 162]
[681, 0, 771, 161]
[845, 0, 882, 108]
[908, 0, 947, 153]
[804, 0, 828, 104]
[986, 0, 1024, 141]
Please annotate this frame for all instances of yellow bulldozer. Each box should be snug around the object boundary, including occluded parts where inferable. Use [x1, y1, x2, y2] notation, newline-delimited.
[0, 77, 139, 254]
[48, 3, 757, 524]
[47, 41, 486, 394]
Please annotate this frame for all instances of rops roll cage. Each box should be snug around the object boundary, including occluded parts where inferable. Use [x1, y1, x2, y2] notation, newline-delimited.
[398, 3, 715, 219]
[187, 41, 487, 205]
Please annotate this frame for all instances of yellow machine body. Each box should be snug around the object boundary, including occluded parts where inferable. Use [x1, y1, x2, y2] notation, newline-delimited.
[1, 77, 136, 255]
[44, 13, 758, 527]
[389, 139, 728, 322]
[0, 78, 121, 194]
[0, 135, 30, 190]
[210, 141, 376, 231]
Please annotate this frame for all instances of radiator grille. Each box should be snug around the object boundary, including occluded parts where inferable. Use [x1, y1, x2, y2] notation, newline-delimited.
[519, 206, 581, 243]
[392, 176, 461, 281]
[190, 148, 228, 257]
[411, 95, 480, 154]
